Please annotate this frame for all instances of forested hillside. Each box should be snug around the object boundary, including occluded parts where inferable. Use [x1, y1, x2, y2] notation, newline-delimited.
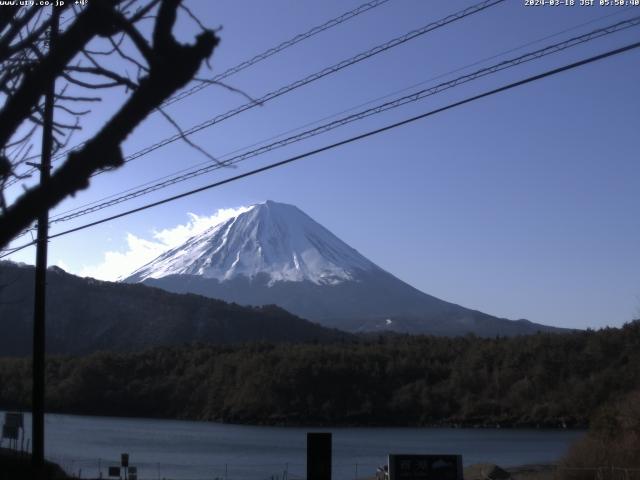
[0, 261, 348, 356]
[1, 321, 638, 427]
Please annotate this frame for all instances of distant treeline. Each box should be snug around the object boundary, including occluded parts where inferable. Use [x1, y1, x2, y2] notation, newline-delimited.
[1, 321, 639, 427]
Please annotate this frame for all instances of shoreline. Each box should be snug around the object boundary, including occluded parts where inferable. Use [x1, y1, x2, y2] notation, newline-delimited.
[1, 407, 588, 430]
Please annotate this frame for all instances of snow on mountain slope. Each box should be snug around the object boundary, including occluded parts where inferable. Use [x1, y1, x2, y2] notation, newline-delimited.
[126, 201, 379, 285]
[124, 200, 566, 336]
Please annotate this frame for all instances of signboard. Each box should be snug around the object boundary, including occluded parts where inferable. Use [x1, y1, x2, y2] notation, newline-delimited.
[388, 454, 463, 480]
[2, 425, 19, 440]
[5, 412, 23, 428]
[121, 453, 129, 467]
[108, 466, 120, 477]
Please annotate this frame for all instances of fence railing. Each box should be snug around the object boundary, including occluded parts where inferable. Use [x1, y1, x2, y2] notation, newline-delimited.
[45, 457, 303, 480]
[35, 456, 384, 480]
[5, 447, 640, 480]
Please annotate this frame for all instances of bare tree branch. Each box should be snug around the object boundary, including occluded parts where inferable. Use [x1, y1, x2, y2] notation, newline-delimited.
[0, 0, 219, 248]
[157, 107, 222, 165]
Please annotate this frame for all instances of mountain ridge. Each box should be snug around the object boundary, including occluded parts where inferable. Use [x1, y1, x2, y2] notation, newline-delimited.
[125, 201, 566, 336]
[0, 261, 349, 357]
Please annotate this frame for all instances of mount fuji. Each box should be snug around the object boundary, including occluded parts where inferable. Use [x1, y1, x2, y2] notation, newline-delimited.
[125, 201, 562, 336]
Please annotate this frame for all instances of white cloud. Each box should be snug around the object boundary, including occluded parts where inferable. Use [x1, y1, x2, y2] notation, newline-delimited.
[56, 259, 71, 272]
[78, 206, 250, 281]
[152, 208, 248, 247]
[78, 233, 166, 281]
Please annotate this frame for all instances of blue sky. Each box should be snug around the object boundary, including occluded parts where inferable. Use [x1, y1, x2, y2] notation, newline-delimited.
[5, 0, 640, 329]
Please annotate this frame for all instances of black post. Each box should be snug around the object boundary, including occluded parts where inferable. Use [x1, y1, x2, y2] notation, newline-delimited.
[307, 432, 332, 480]
[32, 7, 58, 474]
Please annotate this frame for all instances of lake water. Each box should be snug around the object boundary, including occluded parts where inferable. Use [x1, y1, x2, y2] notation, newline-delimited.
[1, 411, 584, 480]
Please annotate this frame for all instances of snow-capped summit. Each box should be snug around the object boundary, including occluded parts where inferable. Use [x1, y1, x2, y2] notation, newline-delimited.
[126, 201, 378, 285]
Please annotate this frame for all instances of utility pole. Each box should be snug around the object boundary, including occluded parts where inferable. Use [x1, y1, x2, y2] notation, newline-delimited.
[32, 6, 59, 475]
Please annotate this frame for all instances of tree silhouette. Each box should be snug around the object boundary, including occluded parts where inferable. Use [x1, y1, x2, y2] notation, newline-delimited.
[0, 0, 219, 249]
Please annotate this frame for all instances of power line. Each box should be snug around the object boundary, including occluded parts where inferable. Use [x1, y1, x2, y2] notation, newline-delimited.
[162, 0, 392, 107]
[4, 0, 392, 186]
[39, 15, 640, 227]
[39, 0, 501, 179]
[10, 0, 502, 187]
[43, 7, 637, 225]
[111, 0, 505, 169]
[6, 0, 505, 224]
[3, 39, 638, 259]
